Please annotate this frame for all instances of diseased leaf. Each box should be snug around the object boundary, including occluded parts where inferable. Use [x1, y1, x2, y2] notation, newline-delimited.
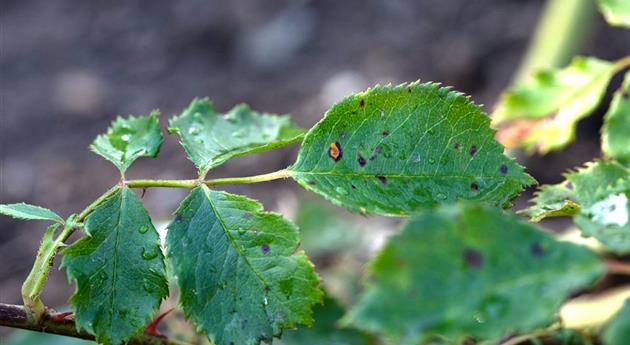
[0, 203, 63, 223]
[166, 186, 322, 345]
[602, 72, 630, 166]
[603, 298, 630, 345]
[61, 188, 168, 345]
[524, 161, 630, 254]
[276, 295, 374, 345]
[494, 57, 615, 153]
[289, 82, 534, 216]
[345, 203, 604, 345]
[597, 0, 630, 27]
[571, 161, 630, 254]
[168, 99, 304, 175]
[90, 111, 163, 173]
[520, 183, 580, 222]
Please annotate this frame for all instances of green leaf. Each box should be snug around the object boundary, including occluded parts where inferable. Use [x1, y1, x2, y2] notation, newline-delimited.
[61, 188, 168, 345]
[571, 161, 630, 254]
[345, 202, 604, 344]
[289, 82, 534, 216]
[494, 57, 615, 153]
[168, 99, 304, 175]
[0, 203, 63, 223]
[603, 298, 630, 345]
[597, 0, 630, 27]
[90, 111, 163, 173]
[526, 161, 630, 253]
[166, 186, 322, 345]
[276, 295, 374, 345]
[602, 72, 630, 166]
[520, 182, 580, 222]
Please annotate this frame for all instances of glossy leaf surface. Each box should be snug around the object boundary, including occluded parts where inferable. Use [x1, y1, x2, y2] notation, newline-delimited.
[0, 203, 63, 223]
[166, 186, 321, 345]
[290, 82, 534, 216]
[168, 99, 304, 174]
[346, 203, 604, 344]
[90, 112, 163, 173]
[62, 188, 168, 345]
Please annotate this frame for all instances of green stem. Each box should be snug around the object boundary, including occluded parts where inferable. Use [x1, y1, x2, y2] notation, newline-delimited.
[126, 169, 292, 189]
[21, 186, 120, 321]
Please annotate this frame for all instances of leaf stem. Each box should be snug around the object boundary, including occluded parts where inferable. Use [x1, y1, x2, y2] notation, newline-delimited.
[0, 303, 190, 345]
[125, 169, 292, 189]
[613, 54, 630, 73]
[20, 186, 120, 322]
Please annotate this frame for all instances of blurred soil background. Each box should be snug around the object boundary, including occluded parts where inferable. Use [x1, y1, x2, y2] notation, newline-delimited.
[1, 0, 629, 340]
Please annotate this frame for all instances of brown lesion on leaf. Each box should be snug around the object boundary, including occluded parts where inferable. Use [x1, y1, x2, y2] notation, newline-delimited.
[328, 142, 342, 161]
[357, 154, 366, 167]
[463, 248, 483, 269]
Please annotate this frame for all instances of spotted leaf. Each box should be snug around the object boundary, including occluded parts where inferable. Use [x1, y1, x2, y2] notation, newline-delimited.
[166, 186, 322, 345]
[524, 161, 630, 254]
[602, 72, 630, 166]
[289, 82, 534, 216]
[168, 99, 304, 175]
[61, 188, 168, 345]
[90, 111, 163, 173]
[493, 57, 615, 153]
[345, 202, 604, 344]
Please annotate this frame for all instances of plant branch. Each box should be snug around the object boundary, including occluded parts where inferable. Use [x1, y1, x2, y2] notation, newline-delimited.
[607, 259, 630, 275]
[0, 303, 189, 345]
[125, 169, 292, 189]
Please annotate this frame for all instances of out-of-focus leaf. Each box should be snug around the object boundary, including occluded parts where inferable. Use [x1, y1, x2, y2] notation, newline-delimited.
[0, 203, 63, 223]
[166, 186, 322, 345]
[345, 202, 604, 345]
[524, 161, 630, 254]
[494, 57, 615, 153]
[61, 188, 168, 345]
[90, 111, 163, 173]
[521, 183, 580, 222]
[603, 298, 630, 345]
[290, 82, 534, 216]
[295, 199, 364, 256]
[276, 295, 374, 345]
[602, 72, 630, 166]
[168, 99, 304, 175]
[6, 330, 94, 345]
[597, 0, 630, 27]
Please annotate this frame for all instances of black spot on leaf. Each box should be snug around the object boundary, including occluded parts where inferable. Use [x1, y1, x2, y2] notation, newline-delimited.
[351, 184, 357, 189]
[376, 175, 387, 184]
[565, 182, 573, 190]
[463, 248, 483, 269]
[470, 183, 478, 192]
[454, 142, 461, 151]
[243, 212, 252, 220]
[358, 154, 367, 167]
[529, 242, 544, 257]
[328, 142, 342, 161]
[382, 130, 390, 137]
[500, 164, 508, 174]
[622, 90, 629, 99]
[369, 155, 377, 161]
[469, 145, 478, 156]
[175, 215, 183, 223]
[307, 180, 317, 185]
[359, 99, 365, 107]
[261, 244, 270, 254]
